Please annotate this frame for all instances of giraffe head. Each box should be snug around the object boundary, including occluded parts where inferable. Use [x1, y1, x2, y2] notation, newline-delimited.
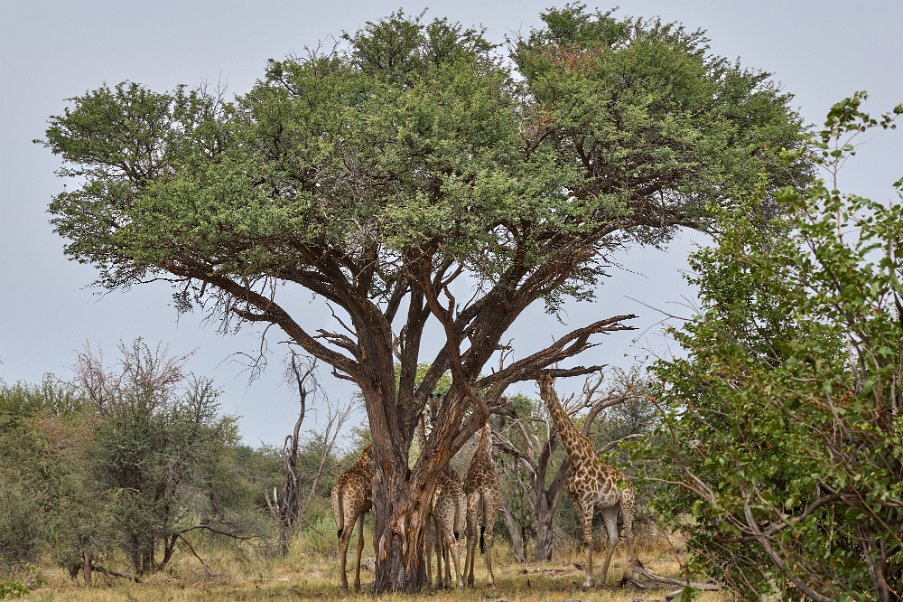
[359, 444, 373, 464]
[539, 371, 554, 397]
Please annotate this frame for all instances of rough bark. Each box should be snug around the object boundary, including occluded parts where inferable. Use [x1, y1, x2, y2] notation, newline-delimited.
[498, 499, 525, 564]
[533, 504, 555, 562]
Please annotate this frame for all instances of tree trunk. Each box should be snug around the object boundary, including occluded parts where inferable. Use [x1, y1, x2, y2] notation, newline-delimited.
[498, 500, 525, 563]
[530, 479, 561, 562]
[277, 523, 290, 556]
[82, 552, 93, 585]
[372, 464, 432, 593]
[533, 509, 555, 562]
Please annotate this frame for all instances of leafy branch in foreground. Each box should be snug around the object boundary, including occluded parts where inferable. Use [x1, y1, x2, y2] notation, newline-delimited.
[647, 93, 903, 601]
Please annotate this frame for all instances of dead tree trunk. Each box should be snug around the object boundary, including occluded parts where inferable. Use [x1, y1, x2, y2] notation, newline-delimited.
[265, 354, 315, 556]
[498, 499, 525, 563]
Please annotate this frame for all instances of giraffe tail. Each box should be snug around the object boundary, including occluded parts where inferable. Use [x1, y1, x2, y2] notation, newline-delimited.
[479, 490, 486, 555]
[334, 488, 345, 539]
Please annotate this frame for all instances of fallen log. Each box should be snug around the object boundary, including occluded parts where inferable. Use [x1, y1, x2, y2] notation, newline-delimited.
[632, 565, 720, 594]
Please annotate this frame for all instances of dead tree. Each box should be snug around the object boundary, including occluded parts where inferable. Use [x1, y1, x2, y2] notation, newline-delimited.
[265, 353, 353, 555]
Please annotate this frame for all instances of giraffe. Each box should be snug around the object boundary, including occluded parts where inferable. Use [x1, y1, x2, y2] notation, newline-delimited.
[418, 403, 466, 589]
[538, 372, 637, 588]
[330, 444, 373, 591]
[462, 421, 499, 588]
[430, 467, 467, 589]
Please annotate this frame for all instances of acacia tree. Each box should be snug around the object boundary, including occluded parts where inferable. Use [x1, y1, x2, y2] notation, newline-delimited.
[40, 6, 806, 591]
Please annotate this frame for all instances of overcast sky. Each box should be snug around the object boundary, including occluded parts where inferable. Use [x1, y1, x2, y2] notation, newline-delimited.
[1, 1, 901, 447]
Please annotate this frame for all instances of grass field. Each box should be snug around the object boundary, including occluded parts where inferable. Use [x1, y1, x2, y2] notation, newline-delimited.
[16, 533, 725, 602]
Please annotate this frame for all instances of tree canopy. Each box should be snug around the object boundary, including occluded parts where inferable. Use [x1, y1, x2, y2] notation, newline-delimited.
[40, 5, 808, 591]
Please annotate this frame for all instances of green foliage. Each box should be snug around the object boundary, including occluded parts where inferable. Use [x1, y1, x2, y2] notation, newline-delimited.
[0, 376, 83, 434]
[76, 341, 243, 575]
[0, 343, 270, 580]
[39, 7, 806, 314]
[0, 579, 28, 600]
[0, 379, 85, 568]
[513, 4, 806, 235]
[646, 95, 903, 600]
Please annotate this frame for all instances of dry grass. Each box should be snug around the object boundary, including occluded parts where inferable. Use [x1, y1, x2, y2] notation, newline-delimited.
[19, 533, 725, 602]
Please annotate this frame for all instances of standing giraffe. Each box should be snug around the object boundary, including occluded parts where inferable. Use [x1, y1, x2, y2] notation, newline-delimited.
[331, 444, 373, 591]
[462, 421, 499, 588]
[418, 405, 466, 589]
[538, 373, 637, 588]
[431, 468, 467, 589]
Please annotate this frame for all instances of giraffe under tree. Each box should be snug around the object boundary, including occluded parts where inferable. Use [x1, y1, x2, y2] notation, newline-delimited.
[538, 373, 638, 588]
[331, 445, 374, 591]
[462, 421, 500, 588]
[430, 468, 467, 588]
[420, 400, 467, 589]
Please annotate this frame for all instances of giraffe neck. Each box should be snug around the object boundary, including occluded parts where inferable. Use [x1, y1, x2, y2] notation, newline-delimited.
[476, 422, 493, 460]
[358, 445, 374, 474]
[543, 386, 595, 462]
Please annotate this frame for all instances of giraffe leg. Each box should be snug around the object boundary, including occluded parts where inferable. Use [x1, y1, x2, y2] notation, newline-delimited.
[464, 493, 478, 587]
[424, 520, 433, 588]
[621, 490, 638, 569]
[353, 511, 365, 590]
[599, 505, 620, 586]
[449, 536, 463, 588]
[440, 533, 449, 588]
[434, 516, 445, 589]
[482, 493, 497, 588]
[337, 511, 353, 591]
[575, 496, 594, 589]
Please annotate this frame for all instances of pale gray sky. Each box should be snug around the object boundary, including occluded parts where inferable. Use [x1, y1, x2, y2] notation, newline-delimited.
[1, 1, 900, 446]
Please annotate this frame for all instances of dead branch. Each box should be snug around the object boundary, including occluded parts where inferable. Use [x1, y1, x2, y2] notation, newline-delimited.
[177, 534, 214, 576]
[91, 564, 141, 583]
[266, 352, 355, 554]
[633, 565, 721, 593]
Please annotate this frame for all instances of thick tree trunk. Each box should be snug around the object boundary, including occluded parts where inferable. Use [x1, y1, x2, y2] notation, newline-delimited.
[530, 480, 566, 562]
[372, 460, 433, 593]
[533, 509, 555, 562]
[362, 377, 439, 594]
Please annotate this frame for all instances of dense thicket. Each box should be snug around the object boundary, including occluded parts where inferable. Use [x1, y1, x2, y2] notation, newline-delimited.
[0, 344, 274, 580]
[647, 96, 903, 601]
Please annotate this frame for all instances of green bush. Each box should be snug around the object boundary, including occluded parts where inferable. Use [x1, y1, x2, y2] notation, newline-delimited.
[646, 94, 903, 600]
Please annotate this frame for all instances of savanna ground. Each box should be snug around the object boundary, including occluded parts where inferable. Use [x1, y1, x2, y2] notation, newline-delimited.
[17, 528, 725, 602]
